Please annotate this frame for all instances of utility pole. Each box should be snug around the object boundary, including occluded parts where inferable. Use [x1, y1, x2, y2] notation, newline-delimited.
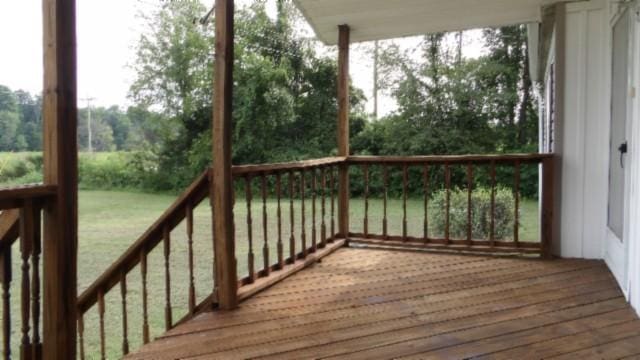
[81, 97, 95, 152]
[456, 31, 463, 65]
[373, 40, 379, 120]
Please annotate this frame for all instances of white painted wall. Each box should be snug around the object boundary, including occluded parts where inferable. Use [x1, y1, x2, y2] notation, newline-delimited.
[557, 0, 609, 259]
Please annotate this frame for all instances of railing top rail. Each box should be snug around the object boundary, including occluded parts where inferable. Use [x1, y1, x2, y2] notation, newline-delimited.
[347, 153, 553, 164]
[0, 209, 20, 254]
[77, 169, 210, 314]
[232, 157, 346, 177]
[0, 184, 57, 210]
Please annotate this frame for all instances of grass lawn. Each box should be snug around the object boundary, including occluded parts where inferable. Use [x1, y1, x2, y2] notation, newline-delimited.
[2, 190, 540, 358]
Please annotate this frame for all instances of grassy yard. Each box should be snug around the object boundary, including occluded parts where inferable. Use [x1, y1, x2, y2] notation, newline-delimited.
[2, 190, 540, 358]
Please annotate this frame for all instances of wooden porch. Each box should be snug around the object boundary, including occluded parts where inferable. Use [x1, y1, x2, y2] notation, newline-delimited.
[127, 247, 640, 359]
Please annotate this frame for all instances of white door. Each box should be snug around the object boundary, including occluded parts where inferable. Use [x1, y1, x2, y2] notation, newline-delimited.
[605, 6, 633, 290]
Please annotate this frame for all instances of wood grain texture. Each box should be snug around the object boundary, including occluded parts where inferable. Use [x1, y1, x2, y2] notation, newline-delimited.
[125, 248, 637, 359]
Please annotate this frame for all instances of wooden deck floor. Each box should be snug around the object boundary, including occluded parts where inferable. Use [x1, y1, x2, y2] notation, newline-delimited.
[127, 247, 640, 359]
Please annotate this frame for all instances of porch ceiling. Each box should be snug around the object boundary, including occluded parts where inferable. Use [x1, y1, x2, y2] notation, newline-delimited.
[293, 0, 565, 45]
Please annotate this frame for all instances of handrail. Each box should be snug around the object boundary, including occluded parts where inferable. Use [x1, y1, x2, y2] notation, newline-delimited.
[232, 157, 346, 176]
[77, 169, 210, 314]
[348, 153, 552, 164]
[0, 210, 20, 254]
[0, 184, 56, 210]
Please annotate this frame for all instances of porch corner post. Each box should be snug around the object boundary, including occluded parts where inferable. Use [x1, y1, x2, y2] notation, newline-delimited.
[212, 0, 238, 310]
[42, 0, 78, 358]
[337, 25, 350, 240]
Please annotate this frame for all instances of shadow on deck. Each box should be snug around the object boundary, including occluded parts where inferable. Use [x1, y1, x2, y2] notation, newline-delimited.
[127, 247, 640, 359]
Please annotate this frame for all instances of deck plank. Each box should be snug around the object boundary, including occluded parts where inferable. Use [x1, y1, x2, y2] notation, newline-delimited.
[126, 247, 639, 360]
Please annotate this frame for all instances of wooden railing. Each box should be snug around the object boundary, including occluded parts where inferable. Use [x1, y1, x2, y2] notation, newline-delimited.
[76, 170, 210, 359]
[0, 184, 56, 359]
[346, 154, 554, 257]
[232, 157, 346, 298]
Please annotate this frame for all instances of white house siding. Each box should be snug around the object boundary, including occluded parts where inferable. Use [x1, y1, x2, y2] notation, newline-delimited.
[557, 0, 609, 259]
[628, 2, 640, 314]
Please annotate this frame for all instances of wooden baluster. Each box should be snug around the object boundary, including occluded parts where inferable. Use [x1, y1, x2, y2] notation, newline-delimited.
[163, 225, 172, 330]
[423, 164, 429, 242]
[276, 173, 284, 269]
[383, 164, 389, 239]
[261, 174, 270, 275]
[140, 251, 149, 344]
[490, 160, 497, 247]
[300, 170, 307, 258]
[30, 205, 41, 358]
[311, 169, 317, 252]
[289, 171, 296, 262]
[330, 166, 336, 241]
[514, 160, 521, 246]
[19, 202, 34, 359]
[320, 167, 327, 247]
[245, 176, 255, 282]
[98, 290, 105, 360]
[120, 272, 129, 355]
[467, 162, 473, 245]
[402, 163, 408, 241]
[445, 163, 451, 244]
[1, 248, 11, 360]
[186, 204, 196, 314]
[78, 316, 85, 360]
[363, 164, 369, 238]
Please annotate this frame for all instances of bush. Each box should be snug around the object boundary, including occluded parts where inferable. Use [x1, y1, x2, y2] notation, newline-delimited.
[429, 187, 516, 240]
[0, 152, 43, 184]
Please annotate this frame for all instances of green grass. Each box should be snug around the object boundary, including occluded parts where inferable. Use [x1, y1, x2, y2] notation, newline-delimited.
[2, 190, 540, 358]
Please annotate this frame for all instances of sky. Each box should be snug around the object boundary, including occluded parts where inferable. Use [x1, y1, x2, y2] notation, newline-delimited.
[0, 0, 485, 116]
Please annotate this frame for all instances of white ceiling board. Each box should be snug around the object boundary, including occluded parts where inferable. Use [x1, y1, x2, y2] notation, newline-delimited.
[293, 0, 563, 45]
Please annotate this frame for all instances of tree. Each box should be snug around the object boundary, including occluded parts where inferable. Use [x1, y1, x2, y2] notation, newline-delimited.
[0, 85, 24, 151]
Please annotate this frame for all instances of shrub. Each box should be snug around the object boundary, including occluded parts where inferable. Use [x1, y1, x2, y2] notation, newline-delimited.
[429, 187, 516, 240]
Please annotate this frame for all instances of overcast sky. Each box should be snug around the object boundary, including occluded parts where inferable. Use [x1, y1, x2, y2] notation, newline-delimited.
[0, 0, 485, 116]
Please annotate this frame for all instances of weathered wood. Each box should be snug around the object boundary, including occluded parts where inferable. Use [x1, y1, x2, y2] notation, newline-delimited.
[77, 316, 84, 360]
[363, 164, 369, 238]
[490, 160, 496, 246]
[445, 163, 451, 244]
[466, 163, 473, 245]
[541, 156, 555, 259]
[311, 169, 317, 252]
[337, 25, 350, 240]
[98, 290, 105, 360]
[0, 210, 19, 254]
[163, 225, 172, 330]
[261, 174, 270, 275]
[423, 164, 429, 242]
[330, 167, 336, 240]
[320, 168, 327, 247]
[42, 0, 78, 356]
[211, 0, 238, 310]
[300, 170, 307, 258]
[514, 160, 520, 246]
[0, 186, 55, 211]
[19, 202, 34, 360]
[383, 165, 389, 239]
[402, 164, 408, 241]
[30, 205, 42, 359]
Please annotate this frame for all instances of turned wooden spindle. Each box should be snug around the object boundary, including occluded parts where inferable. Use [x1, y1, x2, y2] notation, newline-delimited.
[300, 170, 307, 258]
[320, 167, 327, 247]
[163, 225, 172, 330]
[311, 169, 318, 252]
[98, 289, 106, 360]
[1, 249, 11, 360]
[120, 272, 129, 355]
[383, 164, 389, 239]
[140, 251, 150, 344]
[261, 174, 270, 275]
[445, 163, 451, 244]
[467, 162, 473, 244]
[30, 205, 41, 358]
[514, 160, 521, 246]
[19, 203, 34, 357]
[490, 160, 497, 246]
[186, 203, 196, 314]
[363, 164, 369, 238]
[289, 171, 296, 262]
[276, 173, 284, 269]
[330, 167, 336, 241]
[78, 316, 85, 360]
[423, 164, 429, 242]
[245, 176, 256, 282]
[402, 164, 408, 241]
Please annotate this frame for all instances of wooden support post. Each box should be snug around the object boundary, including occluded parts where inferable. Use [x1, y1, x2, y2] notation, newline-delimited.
[212, 0, 238, 310]
[337, 25, 350, 240]
[42, 0, 78, 358]
[541, 156, 555, 259]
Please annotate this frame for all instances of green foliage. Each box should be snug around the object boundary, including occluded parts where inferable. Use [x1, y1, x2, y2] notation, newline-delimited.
[430, 187, 516, 240]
